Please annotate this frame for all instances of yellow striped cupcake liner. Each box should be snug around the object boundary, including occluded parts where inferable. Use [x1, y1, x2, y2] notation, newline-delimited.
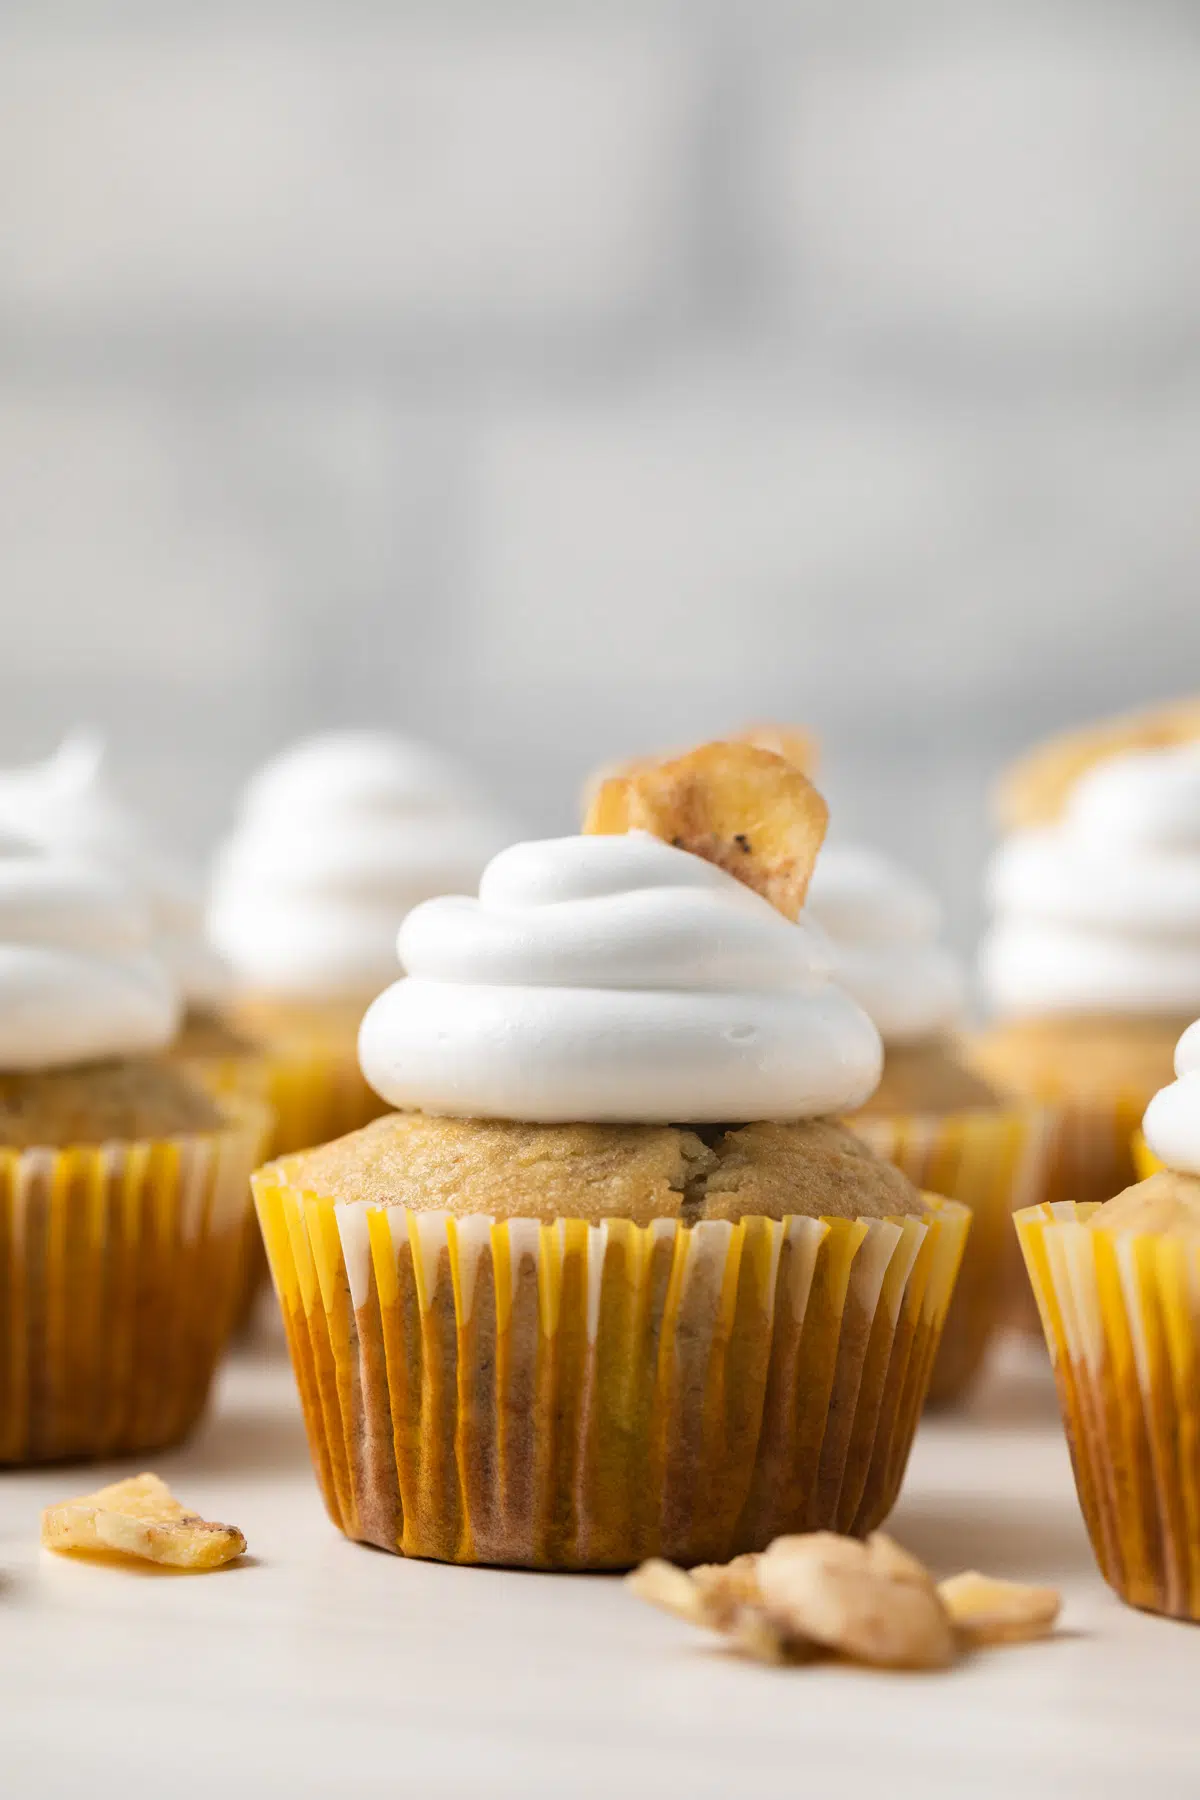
[0, 1094, 269, 1465]
[1016, 1200, 1200, 1621]
[853, 1106, 1046, 1406]
[254, 1161, 968, 1570]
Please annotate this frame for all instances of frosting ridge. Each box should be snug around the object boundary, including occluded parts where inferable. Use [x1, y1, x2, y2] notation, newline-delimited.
[0, 834, 180, 1069]
[1143, 1018, 1200, 1177]
[804, 845, 964, 1046]
[981, 744, 1200, 1017]
[359, 832, 883, 1123]
[209, 732, 508, 1000]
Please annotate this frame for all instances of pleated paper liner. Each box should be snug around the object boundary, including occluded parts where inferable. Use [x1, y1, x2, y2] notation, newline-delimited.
[997, 1088, 1151, 1336]
[1016, 1199, 1200, 1622]
[0, 1093, 269, 1465]
[852, 1106, 1044, 1406]
[254, 1162, 968, 1570]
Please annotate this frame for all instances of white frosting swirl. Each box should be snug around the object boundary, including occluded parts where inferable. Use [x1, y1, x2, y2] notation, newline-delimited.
[359, 832, 883, 1123]
[209, 732, 509, 1001]
[982, 743, 1200, 1016]
[0, 834, 180, 1069]
[0, 736, 228, 1009]
[1142, 1019, 1200, 1176]
[803, 845, 964, 1046]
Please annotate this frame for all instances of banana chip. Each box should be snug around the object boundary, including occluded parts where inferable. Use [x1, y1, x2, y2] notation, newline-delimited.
[41, 1472, 247, 1571]
[584, 740, 829, 920]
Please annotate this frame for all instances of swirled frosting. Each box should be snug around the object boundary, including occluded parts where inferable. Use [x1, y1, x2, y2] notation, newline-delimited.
[0, 833, 180, 1069]
[1143, 1019, 1200, 1176]
[981, 743, 1200, 1016]
[208, 732, 509, 1001]
[359, 832, 883, 1123]
[803, 845, 964, 1046]
[0, 736, 228, 1009]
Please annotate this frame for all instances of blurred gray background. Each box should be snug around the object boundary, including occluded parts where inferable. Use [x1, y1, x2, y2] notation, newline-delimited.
[2, 1, 1198, 955]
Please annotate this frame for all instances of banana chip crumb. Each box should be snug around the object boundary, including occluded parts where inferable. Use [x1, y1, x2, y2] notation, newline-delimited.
[627, 1533, 1062, 1673]
[41, 1473, 247, 1572]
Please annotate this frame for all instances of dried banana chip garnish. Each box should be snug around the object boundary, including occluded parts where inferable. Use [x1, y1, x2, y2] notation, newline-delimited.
[41, 1472, 246, 1571]
[628, 1533, 1062, 1673]
[938, 1571, 1062, 1646]
[584, 741, 829, 920]
[755, 1533, 955, 1671]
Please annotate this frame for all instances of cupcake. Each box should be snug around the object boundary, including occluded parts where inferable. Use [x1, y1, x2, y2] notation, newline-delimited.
[804, 845, 1037, 1405]
[209, 731, 509, 1160]
[975, 734, 1200, 1258]
[254, 744, 968, 1569]
[1016, 1017, 1200, 1620]
[0, 835, 264, 1464]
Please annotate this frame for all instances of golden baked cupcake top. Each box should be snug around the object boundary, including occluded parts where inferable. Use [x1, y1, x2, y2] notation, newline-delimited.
[0, 1060, 222, 1150]
[287, 1111, 924, 1225]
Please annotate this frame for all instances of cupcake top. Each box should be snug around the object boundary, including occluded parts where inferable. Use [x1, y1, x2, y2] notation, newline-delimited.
[208, 732, 508, 1004]
[981, 742, 1200, 1018]
[803, 845, 964, 1048]
[289, 1112, 923, 1224]
[0, 833, 180, 1071]
[359, 831, 883, 1124]
[0, 735, 228, 1011]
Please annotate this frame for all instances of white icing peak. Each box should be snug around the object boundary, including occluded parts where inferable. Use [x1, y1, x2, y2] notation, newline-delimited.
[982, 742, 1200, 1017]
[0, 735, 228, 1009]
[804, 845, 964, 1046]
[359, 832, 883, 1124]
[208, 732, 509, 1001]
[0, 833, 180, 1069]
[1142, 1019, 1200, 1177]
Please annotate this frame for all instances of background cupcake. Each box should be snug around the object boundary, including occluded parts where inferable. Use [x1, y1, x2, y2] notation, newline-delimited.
[805, 843, 1037, 1404]
[208, 729, 509, 1159]
[1017, 1016, 1200, 1622]
[0, 734, 235, 1041]
[976, 736, 1200, 1253]
[0, 833, 263, 1464]
[256, 745, 967, 1569]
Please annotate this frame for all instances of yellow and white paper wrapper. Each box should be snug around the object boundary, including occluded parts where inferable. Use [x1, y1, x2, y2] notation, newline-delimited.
[0, 1096, 268, 1465]
[993, 1087, 1151, 1335]
[853, 1107, 1045, 1406]
[1017, 1199, 1200, 1621]
[254, 1162, 968, 1570]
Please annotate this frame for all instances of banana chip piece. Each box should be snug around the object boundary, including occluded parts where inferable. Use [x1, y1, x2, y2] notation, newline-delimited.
[584, 740, 829, 920]
[938, 1571, 1062, 1646]
[42, 1472, 247, 1571]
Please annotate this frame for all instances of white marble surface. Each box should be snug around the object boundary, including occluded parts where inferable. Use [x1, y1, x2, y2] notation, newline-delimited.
[3, 1334, 1199, 1800]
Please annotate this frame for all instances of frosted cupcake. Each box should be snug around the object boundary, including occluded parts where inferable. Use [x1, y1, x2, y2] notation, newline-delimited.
[209, 731, 508, 1159]
[976, 741, 1200, 1245]
[0, 836, 263, 1464]
[1017, 1018, 1200, 1620]
[254, 745, 967, 1569]
[805, 846, 1037, 1404]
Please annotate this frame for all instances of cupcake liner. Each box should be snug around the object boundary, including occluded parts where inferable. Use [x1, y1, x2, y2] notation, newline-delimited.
[998, 1089, 1150, 1335]
[0, 1096, 268, 1465]
[254, 1162, 968, 1570]
[852, 1106, 1046, 1406]
[1016, 1199, 1200, 1621]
